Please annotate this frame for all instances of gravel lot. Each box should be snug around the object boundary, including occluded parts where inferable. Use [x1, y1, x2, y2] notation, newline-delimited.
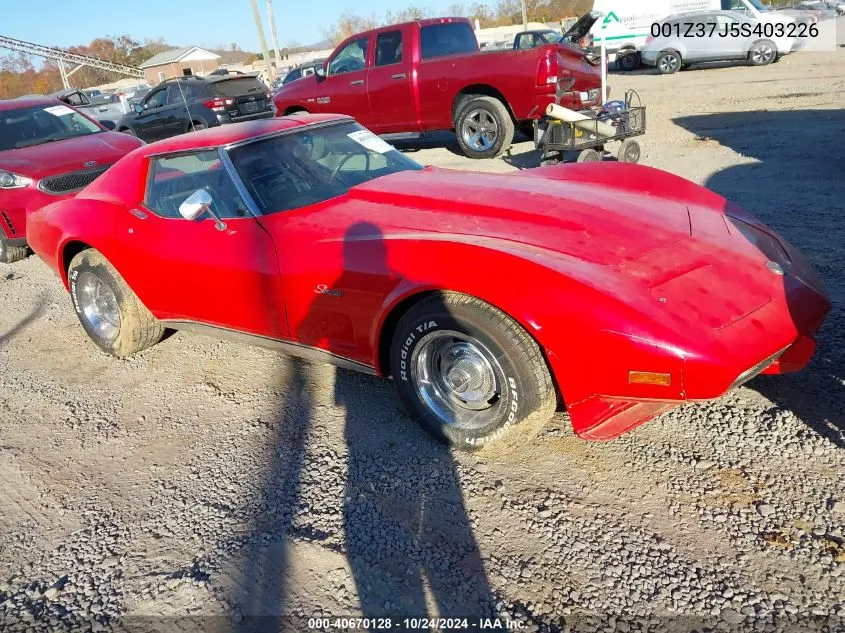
[1, 26, 844, 633]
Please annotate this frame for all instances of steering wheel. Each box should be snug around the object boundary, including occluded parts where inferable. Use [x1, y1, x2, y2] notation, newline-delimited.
[328, 150, 370, 184]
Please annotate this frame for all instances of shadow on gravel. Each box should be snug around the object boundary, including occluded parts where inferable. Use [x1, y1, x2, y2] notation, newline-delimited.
[314, 223, 496, 621]
[236, 357, 313, 630]
[675, 109, 845, 447]
[0, 293, 47, 349]
[235, 223, 495, 628]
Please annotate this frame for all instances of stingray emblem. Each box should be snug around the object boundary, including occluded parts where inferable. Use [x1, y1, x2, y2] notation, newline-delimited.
[767, 261, 785, 276]
[83, 160, 97, 168]
[314, 284, 343, 297]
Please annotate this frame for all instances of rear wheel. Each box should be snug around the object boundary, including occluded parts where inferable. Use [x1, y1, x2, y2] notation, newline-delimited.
[0, 236, 28, 264]
[749, 40, 777, 66]
[617, 51, 642, 71]
[657, 50, 682, 74]
[390, 292, 555, 451]
[68, 249, 164, 357]
[455, 95, 515, 159]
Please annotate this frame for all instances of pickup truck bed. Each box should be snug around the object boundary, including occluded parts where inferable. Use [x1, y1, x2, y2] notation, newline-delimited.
[273, 17, 601, 159]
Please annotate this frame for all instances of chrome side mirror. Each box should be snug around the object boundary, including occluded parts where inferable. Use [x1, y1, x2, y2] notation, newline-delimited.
[178, 189, 226, 230]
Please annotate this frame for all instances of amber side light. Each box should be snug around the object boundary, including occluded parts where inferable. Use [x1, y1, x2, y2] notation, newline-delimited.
[628, 371, 672, 386]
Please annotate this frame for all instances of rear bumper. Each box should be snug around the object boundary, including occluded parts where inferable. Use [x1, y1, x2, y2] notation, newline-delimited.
[216, 110, 274, 125]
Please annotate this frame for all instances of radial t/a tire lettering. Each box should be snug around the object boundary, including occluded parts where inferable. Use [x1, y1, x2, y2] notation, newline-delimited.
[390, 292, 556, 451]
[68, 249, 164, 357]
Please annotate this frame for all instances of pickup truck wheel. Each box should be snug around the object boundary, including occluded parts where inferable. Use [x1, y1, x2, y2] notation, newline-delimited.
[390, 292, 555, 451]
[456, 96, 514, 159]
[0, 236, 29, 264]
[68, 249, 164, 358]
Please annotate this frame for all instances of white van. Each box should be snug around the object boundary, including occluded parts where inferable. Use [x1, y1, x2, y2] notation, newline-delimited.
[591, 0, 795, 70]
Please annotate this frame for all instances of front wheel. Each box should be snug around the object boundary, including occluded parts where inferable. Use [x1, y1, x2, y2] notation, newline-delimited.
[68, 249, 164, 357]
[749, 40, 777, 66]
[617, 138, 641, 163]
[617, 51, 642, 71]
[390, 292, 556, 451]
[455, 95, 515, 159]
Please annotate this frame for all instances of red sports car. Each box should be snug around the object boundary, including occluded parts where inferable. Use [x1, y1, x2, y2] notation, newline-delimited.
[27, 114, 831, 449]
[0, 96, 143, 263]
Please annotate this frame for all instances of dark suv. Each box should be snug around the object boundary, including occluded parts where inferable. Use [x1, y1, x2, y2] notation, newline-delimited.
[115, 74, 273, 142]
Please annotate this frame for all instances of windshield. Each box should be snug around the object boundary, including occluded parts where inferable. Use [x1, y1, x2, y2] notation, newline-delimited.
[0, 103, 102, 151]
[227, 121, 422, 215]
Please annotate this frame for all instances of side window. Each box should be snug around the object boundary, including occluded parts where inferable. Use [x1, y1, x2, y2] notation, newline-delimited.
[144, 88, 166, 109]
[328, 38, 368, 75]
[283, 68, 301, 84]
[145, 151, 250, 220]
[515, 33, 531, 49]
[375, 31, 403, 66]
[165, 83, 191, 106]
[64, 92, 86, 106]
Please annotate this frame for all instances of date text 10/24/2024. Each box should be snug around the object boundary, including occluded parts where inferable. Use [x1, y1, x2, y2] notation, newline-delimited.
[307, 618, 527, 630]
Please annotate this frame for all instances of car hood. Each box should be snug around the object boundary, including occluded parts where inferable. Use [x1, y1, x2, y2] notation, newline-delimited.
[0, 132, 142, 179]
[349, 168, 692, 266]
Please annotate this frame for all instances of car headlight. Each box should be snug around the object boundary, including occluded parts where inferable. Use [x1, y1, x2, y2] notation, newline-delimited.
[727, 216, 791, 267]
[0, 171, 33, 189]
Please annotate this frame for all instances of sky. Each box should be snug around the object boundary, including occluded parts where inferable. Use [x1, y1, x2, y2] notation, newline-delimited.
[3, 0, 460, 53]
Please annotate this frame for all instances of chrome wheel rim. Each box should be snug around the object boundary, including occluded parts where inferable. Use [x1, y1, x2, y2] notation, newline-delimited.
[659, 54, 679, 73]
[411, 330, 503, 430]
[461, 109, 498, 152]
[752, 45, 774, 64]
[76, 272, 120, 341]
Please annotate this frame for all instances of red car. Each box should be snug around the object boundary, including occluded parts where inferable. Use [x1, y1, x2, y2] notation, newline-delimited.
[0, 96, 144, 264]
[272, 17, 602, 159]
[27, 115, 830, 450]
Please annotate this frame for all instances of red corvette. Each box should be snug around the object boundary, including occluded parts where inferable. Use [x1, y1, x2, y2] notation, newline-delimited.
[0, 96, 144, 263]
[27, 114, 830, 449]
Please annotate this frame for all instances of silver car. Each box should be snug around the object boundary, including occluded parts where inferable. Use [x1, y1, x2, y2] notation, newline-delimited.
[642, 10, 795, 74]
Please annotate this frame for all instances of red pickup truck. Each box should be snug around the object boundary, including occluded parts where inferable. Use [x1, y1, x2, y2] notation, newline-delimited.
[272, 17, 602, 159]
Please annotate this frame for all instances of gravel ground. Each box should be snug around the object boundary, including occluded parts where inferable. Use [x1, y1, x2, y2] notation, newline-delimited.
[1, 27, 844, 633]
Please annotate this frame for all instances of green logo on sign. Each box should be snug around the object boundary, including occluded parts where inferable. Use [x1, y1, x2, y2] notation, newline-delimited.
[601, 11, 620, 28]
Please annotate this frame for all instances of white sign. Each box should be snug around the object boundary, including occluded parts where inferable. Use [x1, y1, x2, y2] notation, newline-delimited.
[347, 130, 394, 154]
[43, 105, 77, 117]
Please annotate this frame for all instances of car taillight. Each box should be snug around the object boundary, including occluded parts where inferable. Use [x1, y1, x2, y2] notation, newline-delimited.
[536, 53, 559, 86]
[203, 97, 235, 112]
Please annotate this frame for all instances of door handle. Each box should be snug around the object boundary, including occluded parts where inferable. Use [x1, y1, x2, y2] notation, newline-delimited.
[391, 73, 407, 79]
[350, 79, 364, 86]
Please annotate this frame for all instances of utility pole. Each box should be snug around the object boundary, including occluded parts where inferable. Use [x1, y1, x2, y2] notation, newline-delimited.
[266, 0, 283, 74]
[520, 0, 528, 31]
[249, 0, 275, 81]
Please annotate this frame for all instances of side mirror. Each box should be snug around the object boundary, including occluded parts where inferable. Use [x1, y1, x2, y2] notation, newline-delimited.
[178, 189, 226, 230]
[315, 66, 327, 79]
[98, 119, 116, 130]
[133, 103, 144, 114]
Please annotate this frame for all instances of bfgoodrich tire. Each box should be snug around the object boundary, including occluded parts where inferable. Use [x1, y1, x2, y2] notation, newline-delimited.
[0, 236, 29, 264]
[390, 292, 555, 451]
[455, 95, 515, 160]
[68, 249, 164, 357]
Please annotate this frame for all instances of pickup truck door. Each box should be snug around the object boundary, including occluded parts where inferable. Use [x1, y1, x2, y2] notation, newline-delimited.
[314, 36, 373, 126]
[365, 29, 416, 134]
